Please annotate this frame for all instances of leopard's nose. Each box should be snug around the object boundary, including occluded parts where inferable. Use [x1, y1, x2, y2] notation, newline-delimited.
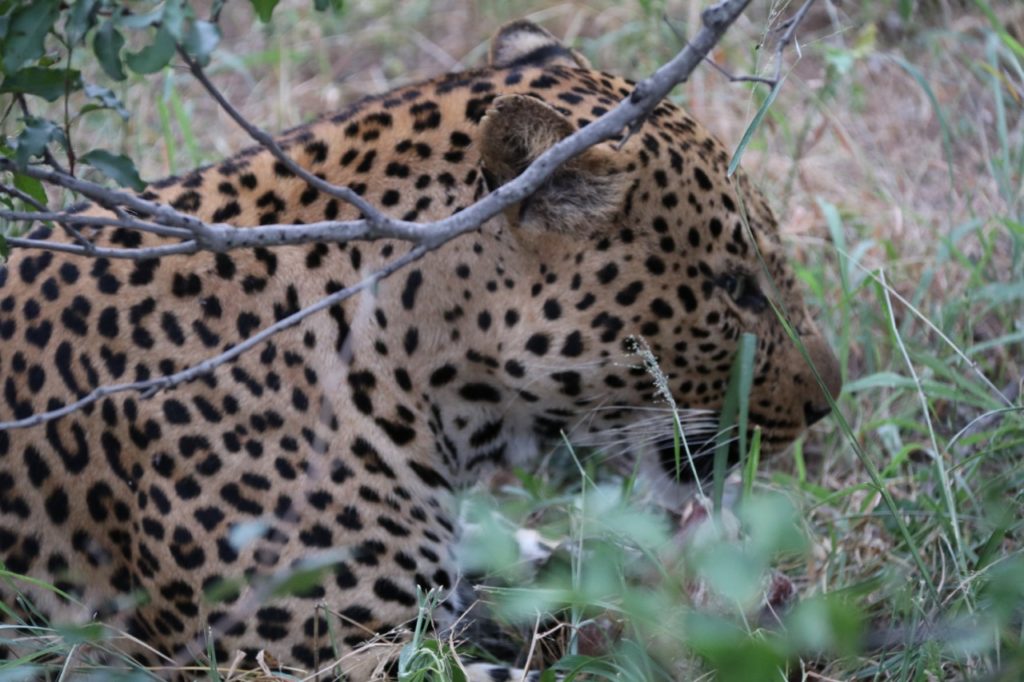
[802, 335, 842, 425]
[804, 401, 832, 426]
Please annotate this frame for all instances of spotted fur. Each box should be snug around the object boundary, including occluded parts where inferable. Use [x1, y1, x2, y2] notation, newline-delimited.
[0, 21, 840, 679]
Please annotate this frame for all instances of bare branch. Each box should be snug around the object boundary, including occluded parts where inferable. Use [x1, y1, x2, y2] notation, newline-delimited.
[0, 208, 176, 232]
[775, 0, 817, 55]
[0, 201, 200, 259]
[4, 235, 198, 260]
[0, 184, 95, 249]
[181, 0, 762, 254]
[702, 57, 779, 86]
[0, 159, 205, 239]
[0, 119, 93, 249]
[3, 0, 761, 258]
[757, 0, 816, 84]
[0, 243, 427, 431]
[178, 48, 386, 225]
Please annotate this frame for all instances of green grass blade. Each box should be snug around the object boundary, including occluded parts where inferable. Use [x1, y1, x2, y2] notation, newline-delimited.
[890, 55, 956, 188]
[713, 332, 755, 511]
[168, 85, 202, 168]
[974, 0, 1024, 59]
[727, 79, 783, 177]
[156, 75, 176, 174]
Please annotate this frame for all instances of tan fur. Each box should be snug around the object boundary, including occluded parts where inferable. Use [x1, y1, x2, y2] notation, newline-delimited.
[478, 94, 628, 234]
[489, 20, 590, 69]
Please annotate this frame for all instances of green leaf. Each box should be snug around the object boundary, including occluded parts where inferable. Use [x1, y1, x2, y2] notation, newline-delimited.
[14, 117, 66, 168]
[891, 55, 955, 188]
[267, 550, 349, 599]
[13, 173, 47, 205]
[182, 19, 221, 63]
[80, 149, 146, 190]
[973, 280, 1024, 304]
[124, 26, 176, 75]
[787, 595, 865, 656]
[314, 0, 344, 11]
[202, 576, 243, 604]
[713, 332, 756, 508]
[249, 0, 280, 22]
[67, 0, 99, 45]
[3, 0, 61, 74]
[94, 20, 126, 81]
[160, 0, 187, 40]
[974, 0, 1024, 59]
[0, 67, 82, 101]
[83, 83, 129, 119]
[54, 622, 105, 645]
[728, 79, 782, 177]
[0, 234, 8, 260]
[118, 6, 164, 29]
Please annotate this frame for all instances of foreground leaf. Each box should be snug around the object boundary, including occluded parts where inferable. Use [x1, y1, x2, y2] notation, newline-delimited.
[80, 149, 146, 190]
[183, 19, 222, 63]
[67, 0, 99, 45]
[0, 67, 82, 101]
[124, 26, 176, 74]
[250, 0, 280, 22]
[14, 117, 66, 168]
[314, 0, 345, 11]
[94, 20, 127, 81]
[2, 0, 62, 74]
[161, 0, 188, 40]
[84, 83, 130, 119]
[13, 173, 47, 205]
[119, 6, 164, 29]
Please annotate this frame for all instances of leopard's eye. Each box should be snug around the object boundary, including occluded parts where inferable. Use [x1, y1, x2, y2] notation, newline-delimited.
[719, 272, 767, 312]
[721, 274, 744, 300]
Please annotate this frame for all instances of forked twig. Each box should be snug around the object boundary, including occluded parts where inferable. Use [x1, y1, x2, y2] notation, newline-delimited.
[668, 0, 817, 88]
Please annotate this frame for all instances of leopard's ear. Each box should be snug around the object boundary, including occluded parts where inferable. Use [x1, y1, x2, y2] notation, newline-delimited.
[489, 20, 590, 69]
[478, 94, 626, 234]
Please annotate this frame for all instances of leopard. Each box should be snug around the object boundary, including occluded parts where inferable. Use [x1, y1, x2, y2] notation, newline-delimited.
[0, 19, 842, 680]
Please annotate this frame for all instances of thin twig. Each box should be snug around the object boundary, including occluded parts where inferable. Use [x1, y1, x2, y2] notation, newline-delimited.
[754, 0, 816, 85]
[0, 199, 198, 255]
[0, 207, 178, 232]
[775, 0, 817, 56]
[881, 269, 966, 577]
[3, 103, 95, 247]
[0, 243, 426, 430]
[0, 183, 48, 210]
[673, 0, 817, 88]
[64, 43, 77, 174]
[5, 236, 198, 260]
[178, 48, 385, 225]
[0, 159, 205, 239]
[840, 248, 1014, 409]
[703, 57, 779, 85]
